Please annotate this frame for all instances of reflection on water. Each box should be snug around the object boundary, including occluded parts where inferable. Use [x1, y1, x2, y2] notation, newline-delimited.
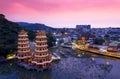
[52, 58, 112, 79]
[0, 48, 120, 79]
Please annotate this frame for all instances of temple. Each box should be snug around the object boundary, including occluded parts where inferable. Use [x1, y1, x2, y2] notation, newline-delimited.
[31, 30, 52, 69]
[16, 28, 52, 71]
[16, 29, 32, 62]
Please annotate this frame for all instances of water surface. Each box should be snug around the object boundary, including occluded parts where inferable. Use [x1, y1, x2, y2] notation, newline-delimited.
[0, 48, 120, 79]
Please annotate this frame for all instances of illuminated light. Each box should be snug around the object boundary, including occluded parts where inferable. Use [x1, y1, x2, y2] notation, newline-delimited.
[91, 57, 95, 61]
[77, 54, 81, 57]
[7, 54, 16, 60]
[106, 61, 110, 65]
[56, 38, 59, 41]
[53, 32, 56, 35]
[56, 42, 58, 45]
[10, 63, 12, 66]
[64, 32, 68, 34]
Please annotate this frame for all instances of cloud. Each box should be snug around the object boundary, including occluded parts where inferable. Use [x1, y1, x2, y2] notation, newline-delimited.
[1, 0, 120, 13]
[0, 0, 120, 28]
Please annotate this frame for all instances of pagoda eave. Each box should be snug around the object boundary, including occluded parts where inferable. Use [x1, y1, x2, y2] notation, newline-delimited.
[31, 59, 52, 65]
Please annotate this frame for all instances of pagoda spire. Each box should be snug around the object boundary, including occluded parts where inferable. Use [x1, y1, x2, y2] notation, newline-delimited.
[31, 29, 52, 70]
[16, 29, 32, 62]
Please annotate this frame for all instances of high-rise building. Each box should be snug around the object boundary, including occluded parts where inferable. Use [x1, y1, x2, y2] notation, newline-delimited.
[31, 30, 52, 69]
[16, 29, 32, 62]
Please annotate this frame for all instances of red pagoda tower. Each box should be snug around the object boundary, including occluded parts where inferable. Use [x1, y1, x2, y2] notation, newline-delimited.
[31, 29, 52, 70]
[16, 29, 32, 62]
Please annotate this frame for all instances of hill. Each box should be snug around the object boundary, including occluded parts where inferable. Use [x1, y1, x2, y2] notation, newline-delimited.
[17, 22, 56, 32]
[0, 14, 35, 57]
[0, 14, 55, 57]
[0, 14, 21, 56]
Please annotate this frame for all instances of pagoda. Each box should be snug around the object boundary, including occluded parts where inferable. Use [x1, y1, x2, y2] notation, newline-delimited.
[31, 29, 52, 70]
[16, 29, 32, 63]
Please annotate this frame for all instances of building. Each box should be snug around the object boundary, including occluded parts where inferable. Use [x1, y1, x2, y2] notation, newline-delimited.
[107, 46, 118, 52]
[16, 28, 52, 71]
[16, 29, 32, 62]
[31, 30, 52, 69]
[107, 28, 120, 41]
[107, 42, 120, 52]
[76, 25, 91, 32]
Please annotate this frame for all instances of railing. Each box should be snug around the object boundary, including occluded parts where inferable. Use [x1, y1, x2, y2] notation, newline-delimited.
[17, 50, 31, 53]
[18, 42, 29, 44]
[18, 38, 28, 41]
[31, 59, 52, 65]
[35, 49, 48, 52]
[35, 45, 47, 47]
[35, 40, 47, 43]
[16, 55, 31, 59]
[34, 54, 48, 57]
[18, 35, 28, 37]
[36, 36, 46, 38]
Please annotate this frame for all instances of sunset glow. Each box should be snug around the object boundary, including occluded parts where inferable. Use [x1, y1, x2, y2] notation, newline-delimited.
[0, 0, 120, 28]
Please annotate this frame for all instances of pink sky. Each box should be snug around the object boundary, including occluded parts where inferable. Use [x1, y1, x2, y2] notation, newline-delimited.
[0, 0, 120, 28]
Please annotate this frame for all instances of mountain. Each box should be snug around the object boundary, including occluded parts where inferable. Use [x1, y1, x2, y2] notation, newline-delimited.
[17, 22, 56, 47]
[16, 22, 56, 32]
[0, 14, 36, 57]
[0, 14, 55, 57]
[0, 14, 21, 56]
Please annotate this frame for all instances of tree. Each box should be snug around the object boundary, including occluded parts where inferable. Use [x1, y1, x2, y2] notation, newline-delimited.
[46, 32, 55, 47]
[104, 34, 110, 45]
[93, 38, 105, 45]
[27, 30, 36, 41]
[0, 14, 35, 57]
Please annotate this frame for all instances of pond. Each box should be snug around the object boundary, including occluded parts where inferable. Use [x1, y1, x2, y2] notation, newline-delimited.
[0, 48, 120, 79]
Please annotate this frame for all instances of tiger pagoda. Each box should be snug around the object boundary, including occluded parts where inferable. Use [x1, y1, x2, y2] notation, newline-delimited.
[16, 28, 52, 71]
[31, 29, 52, 70]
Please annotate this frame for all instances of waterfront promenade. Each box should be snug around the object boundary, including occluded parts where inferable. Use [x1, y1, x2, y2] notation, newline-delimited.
[75, 46, 120, 59]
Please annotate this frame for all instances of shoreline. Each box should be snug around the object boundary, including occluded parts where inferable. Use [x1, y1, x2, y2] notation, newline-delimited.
[76, 47, 120, 59]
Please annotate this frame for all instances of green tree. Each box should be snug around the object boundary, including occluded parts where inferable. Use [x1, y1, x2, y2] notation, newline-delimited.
[0, 14, 35, 57]
[46, 32, 55, 47]
[94, 38, 105, 45]
[27, 30, 36, 41]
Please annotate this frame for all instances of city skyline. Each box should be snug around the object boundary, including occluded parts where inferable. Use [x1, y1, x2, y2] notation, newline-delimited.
[0, 0, 120, 28]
